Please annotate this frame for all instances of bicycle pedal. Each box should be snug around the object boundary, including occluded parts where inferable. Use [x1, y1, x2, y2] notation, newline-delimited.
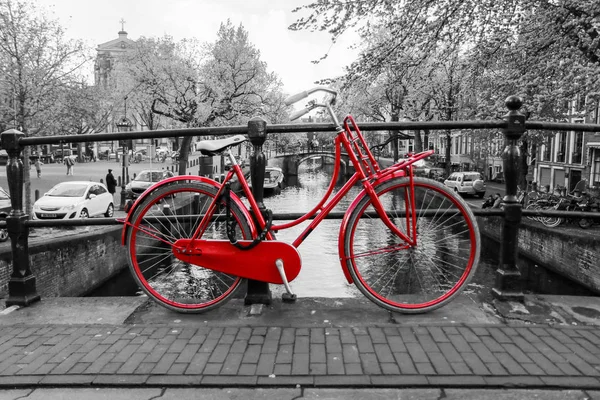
[282, 293, 297, 303]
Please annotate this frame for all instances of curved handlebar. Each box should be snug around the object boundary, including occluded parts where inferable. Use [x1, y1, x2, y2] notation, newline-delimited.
[284, 87, 338, 106]
[290, 108, 311, 121]
[284, 91, 309, 106]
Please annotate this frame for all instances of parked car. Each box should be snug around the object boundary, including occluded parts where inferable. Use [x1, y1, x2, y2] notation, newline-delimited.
[0, 186, 11, 242]
[32, 181, 114, 220]
[414, 166, 446, 182]
[125, 169, 175, 201]
[132, 150, 146, 163]
[53, 149, 75, 163]
[492, 171, 505, 183]
[0, 186, 10, 215]
[0, 150, 51, 165]
[443, 171, 486, 197]
[155, 147, 170, 158]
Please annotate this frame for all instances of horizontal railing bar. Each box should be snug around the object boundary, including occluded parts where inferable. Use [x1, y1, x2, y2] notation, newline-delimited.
[19, 125, 250, 146]
[526, 121, 600, 132]
[19, 121, 505, 146]
[521, 209, 600, 219]
[265, 120, 508, 134]
[6, 208, 597, 229]
[23, 218, 124, 227]
[18, 119, 600, 147]
[17, 119, 600, 147]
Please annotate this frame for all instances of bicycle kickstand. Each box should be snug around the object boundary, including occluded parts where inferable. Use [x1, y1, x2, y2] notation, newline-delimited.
[275, 259, 297, 303]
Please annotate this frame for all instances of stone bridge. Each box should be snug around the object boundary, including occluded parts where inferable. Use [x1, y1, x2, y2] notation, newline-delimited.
[267, 151, 352, 177]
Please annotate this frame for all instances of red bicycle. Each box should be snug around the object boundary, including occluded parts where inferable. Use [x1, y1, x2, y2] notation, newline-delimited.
[122, 87, 480, 314]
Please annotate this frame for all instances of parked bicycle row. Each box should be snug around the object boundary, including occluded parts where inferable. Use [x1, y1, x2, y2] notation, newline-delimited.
[520, 183, 600, 229]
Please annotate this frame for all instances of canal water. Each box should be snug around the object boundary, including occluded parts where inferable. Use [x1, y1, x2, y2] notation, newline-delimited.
[88, 162, 594, 301]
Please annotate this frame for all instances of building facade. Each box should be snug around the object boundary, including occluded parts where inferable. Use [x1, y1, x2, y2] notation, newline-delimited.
[534, 96, 600, 192]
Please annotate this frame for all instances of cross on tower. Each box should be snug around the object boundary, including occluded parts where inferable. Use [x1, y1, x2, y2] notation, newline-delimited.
[119, 18, 126, 32]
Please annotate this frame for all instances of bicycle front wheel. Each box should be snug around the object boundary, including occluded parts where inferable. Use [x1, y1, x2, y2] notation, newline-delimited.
[343, 177, 480, 313]
[126, 181, 253, 313]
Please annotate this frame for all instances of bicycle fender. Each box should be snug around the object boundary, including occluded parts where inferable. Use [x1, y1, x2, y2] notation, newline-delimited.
[338, 174, 406, 284]
[120, 175, 254, 245]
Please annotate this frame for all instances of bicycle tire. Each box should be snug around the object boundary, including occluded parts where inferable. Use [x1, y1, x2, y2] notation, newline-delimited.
[343, 177, 480, 314]
[540, 204, 562, 228]
[578, 218, 593, 229]
[541, 216, 562, 227]
[525, 202, 541, 221]
[126, 180, 252, 313]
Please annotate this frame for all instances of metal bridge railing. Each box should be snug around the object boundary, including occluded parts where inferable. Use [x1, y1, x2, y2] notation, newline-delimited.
[2, 96, 600, 308]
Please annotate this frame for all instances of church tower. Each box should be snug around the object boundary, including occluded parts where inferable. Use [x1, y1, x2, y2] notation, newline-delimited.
[94, 19, 136, 88]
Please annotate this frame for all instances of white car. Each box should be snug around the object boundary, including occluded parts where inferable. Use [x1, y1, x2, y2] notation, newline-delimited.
[32, 181, 114, 220]
[443, 172, 487, 197]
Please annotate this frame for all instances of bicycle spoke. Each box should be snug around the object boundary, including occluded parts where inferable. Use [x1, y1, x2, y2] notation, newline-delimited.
[344, 177, 479, 313]
[127, 181, 251, 313]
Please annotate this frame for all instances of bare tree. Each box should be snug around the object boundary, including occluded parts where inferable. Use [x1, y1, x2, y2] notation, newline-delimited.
[0, 0, 89, 214]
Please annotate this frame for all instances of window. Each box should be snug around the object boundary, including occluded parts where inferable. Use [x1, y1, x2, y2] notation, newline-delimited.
[576, 94, 586, 112]
[573, 131, 583, 164]
[542, 136, 552, 161]
[593, 152, 600, 187]
[556, 132, 566, 162]
[89, 185, 104, 196]
[561, 100, 570, 115]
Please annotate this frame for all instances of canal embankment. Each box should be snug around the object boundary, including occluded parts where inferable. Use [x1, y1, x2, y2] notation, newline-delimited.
[0, 224, 126, 298]
[477, 216, 600, 295]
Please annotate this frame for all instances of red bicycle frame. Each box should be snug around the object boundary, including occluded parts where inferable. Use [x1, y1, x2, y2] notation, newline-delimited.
[183, 115, 434, 252]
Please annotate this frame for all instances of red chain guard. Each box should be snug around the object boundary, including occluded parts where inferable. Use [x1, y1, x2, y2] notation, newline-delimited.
[172, 239, 302, 284]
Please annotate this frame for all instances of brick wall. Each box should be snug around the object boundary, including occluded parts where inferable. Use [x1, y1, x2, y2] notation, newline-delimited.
[0, 226, 128, 298]
[478, 216, 600, 294]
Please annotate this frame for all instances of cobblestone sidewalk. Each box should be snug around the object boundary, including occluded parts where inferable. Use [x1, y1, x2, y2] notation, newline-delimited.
[1, 322, 599, 389]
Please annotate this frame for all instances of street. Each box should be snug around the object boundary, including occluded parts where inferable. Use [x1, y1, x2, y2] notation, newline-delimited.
[0, 156, 196, 210]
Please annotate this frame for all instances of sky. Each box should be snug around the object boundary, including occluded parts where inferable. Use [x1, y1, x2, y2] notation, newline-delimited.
[41, 0, 360, 95]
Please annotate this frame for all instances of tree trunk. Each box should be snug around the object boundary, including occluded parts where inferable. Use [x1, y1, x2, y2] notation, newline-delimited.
[519, 141, 529, 188]
[390, 112, 399, 161]
[178, 136, 192, 175]
[413, 129, 423, 153]
[445, 131, 452, 177]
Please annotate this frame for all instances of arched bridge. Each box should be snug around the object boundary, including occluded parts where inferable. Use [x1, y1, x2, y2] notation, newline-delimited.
[268, 151, 352, 177]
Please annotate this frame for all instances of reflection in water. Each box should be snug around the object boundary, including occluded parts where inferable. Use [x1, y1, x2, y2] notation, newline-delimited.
[264, 165, 361, 298]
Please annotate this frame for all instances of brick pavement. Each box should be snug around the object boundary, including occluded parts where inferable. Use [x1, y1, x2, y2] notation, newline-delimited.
[1, 322, 600, 389]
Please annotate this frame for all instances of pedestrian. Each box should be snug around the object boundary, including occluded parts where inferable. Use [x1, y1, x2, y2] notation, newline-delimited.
[482, 194, 494, 209]
[34, 158, 42, 178]
[492, 193, 503, 209]
[106, 169, 117, 197]
[65, 156, 74, 175]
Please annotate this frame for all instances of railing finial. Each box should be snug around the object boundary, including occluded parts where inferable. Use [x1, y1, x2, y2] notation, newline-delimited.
[505, 95, 523, 111]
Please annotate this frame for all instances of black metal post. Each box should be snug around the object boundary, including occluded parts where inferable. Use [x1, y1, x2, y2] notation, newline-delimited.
[120, 145, 128, 210]
[244, 117, 272, 306]
[492, 96, 525, 302]
[0, 129, 40, 307]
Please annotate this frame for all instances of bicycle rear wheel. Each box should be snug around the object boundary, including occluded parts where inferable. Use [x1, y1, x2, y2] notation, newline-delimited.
[126, 181, 252, 313]
[343, 177, 480, 313]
